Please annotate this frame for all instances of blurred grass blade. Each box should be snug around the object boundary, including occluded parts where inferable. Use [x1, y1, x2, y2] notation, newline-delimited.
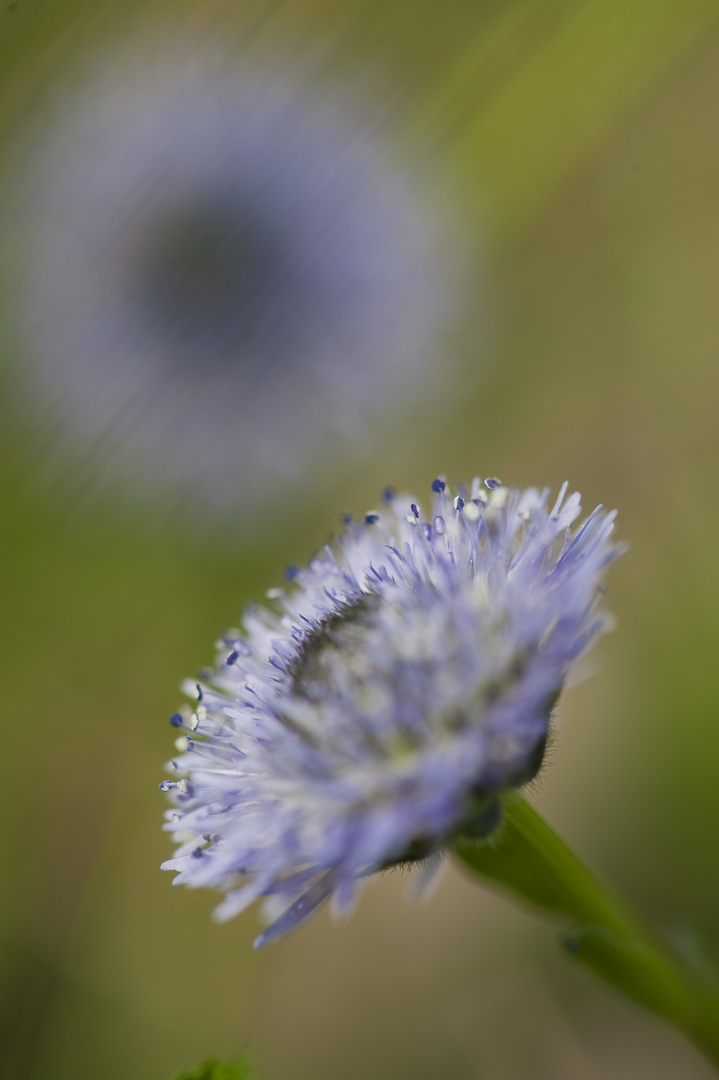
[419, 0, 719, 242]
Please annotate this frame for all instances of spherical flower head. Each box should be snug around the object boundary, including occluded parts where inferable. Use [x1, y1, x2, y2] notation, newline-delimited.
[5, 37, 459, 514]
[161, 477, 623, 945]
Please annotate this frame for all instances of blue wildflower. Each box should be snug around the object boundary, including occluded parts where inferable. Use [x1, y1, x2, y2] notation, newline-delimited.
[161, 477, 623, 945]
[8, 40, 456, 512]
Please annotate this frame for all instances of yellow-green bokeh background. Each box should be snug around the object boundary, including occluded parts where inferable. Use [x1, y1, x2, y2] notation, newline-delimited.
[3, 2, 719, 1077]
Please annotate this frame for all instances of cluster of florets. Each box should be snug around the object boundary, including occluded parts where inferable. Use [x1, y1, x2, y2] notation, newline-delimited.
[161, 477, 622, 946]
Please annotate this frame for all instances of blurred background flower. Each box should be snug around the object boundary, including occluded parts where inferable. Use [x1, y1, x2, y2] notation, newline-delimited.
[3, 2, 719, 1079]
[3, 34, 458, 516]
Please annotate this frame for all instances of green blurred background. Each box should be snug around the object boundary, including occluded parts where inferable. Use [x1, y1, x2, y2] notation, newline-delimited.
[3, 1, 719, 1077]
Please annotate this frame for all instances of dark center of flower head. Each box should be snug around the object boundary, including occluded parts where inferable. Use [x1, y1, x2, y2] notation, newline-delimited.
[287, 594, 382, 701]
[135, 201, 302, 373]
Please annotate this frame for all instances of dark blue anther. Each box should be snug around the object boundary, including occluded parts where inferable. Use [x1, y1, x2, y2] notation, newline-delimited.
[195, 683, 203, 701]
[381, 487, 395, 501]
[226, 650, 239, 666]
[485, 477, 502, 490]
[455, 497, 465, 511]
[421, 523, 432, 539]
[284, 565, 299, 582]
[192, 847, 204, 859]
[170, 713, 184, 727]
[431, 478, 446, 493]
[410, 503, 419, 518]
[364, 513, 379, 525]
[341, 513, 353, 525]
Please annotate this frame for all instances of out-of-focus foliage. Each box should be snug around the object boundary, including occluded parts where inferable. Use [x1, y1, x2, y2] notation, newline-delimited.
[419, 0, 719, 239]
[170, 1053, 258, 1080]
[3, 2, 719, 1080]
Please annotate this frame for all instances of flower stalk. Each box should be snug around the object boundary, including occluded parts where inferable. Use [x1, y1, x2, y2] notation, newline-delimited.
[454, 796, 719, 1070]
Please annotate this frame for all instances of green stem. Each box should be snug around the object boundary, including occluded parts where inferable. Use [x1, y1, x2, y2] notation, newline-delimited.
[452, 796, 719, 1069]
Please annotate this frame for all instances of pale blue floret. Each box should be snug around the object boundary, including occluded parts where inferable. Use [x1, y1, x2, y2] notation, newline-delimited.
[161, 477, 623, 945]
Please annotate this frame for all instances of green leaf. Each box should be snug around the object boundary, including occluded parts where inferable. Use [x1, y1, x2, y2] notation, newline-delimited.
[169, 1053, 258, 1080]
